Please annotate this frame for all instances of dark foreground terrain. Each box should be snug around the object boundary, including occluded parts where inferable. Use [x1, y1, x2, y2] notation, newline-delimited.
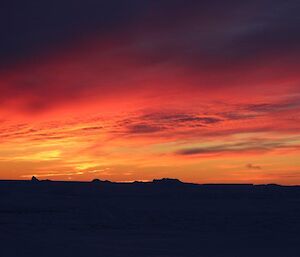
[0, 178, 299, 257]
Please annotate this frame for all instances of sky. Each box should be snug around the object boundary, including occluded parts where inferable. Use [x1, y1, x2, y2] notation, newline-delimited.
[1, 0, 300, 184]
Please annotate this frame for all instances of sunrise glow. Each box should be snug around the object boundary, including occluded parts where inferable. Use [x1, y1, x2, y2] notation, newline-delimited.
[1, 1, 300, 184]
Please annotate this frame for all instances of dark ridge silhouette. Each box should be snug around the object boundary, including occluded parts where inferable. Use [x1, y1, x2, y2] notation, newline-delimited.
[152, 178, 183, 185]
[31, 176, 39, 182]
[6, 177, 300, 188]
[43, 179, 52, 182]
[91, 178, 112, 184]
[91, 178, 102, 183]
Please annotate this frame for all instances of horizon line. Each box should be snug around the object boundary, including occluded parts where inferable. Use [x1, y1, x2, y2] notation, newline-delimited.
[0, 177, 299, 187]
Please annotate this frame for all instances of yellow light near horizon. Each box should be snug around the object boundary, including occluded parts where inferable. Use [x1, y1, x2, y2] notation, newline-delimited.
[15, 150, 61, 161]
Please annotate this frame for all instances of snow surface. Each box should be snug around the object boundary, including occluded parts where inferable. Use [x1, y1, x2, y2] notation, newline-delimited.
[0, 180, 299, 257]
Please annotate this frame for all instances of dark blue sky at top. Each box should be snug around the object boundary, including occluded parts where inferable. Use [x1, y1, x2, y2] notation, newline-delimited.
[1, 0, 300, 67]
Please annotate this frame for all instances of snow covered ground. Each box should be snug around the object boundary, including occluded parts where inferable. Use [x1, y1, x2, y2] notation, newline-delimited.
[0, 180, 299, 257]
